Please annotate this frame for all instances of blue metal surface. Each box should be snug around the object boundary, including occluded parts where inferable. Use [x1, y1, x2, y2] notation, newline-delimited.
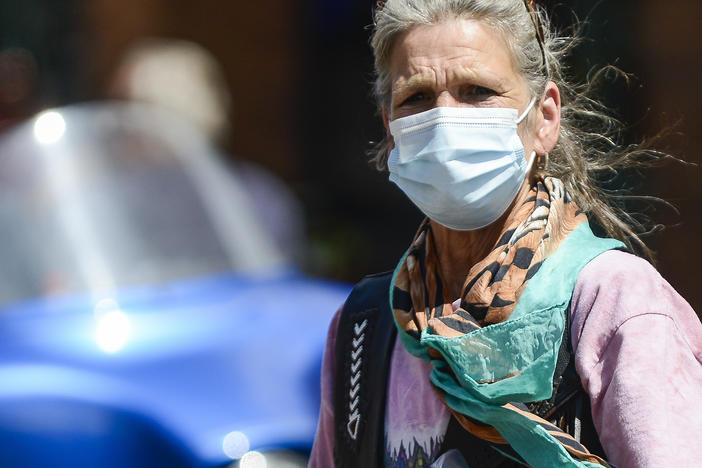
[0, 270, 350, 467]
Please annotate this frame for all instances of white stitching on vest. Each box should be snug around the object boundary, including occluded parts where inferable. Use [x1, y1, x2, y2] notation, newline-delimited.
[347, 318, 367, 440]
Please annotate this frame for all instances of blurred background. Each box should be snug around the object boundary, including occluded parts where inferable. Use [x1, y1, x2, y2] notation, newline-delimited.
[0, 0, 699, 304]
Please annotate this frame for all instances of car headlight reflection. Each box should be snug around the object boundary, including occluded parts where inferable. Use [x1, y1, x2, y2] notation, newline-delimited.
[95, 308, 130, 353]
[228, 450, 307, 468]
[33, 110, 66, 145]
[223, 431, 250, 460]
[222, 434, 308, 468]
[239, 451, 266, 468]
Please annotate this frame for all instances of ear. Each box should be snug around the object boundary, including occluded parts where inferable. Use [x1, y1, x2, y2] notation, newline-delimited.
[382, 106, 395, 150]
[534, 81, 561, 154]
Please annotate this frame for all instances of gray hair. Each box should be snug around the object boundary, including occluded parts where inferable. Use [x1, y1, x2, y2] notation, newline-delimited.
[370, 0, 671, 259]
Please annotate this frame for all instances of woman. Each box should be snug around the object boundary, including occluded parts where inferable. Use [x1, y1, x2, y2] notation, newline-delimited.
[311, 1, 702, 467]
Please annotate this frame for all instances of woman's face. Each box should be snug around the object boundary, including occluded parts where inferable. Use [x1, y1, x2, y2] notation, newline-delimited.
[386, 18, 538, 153]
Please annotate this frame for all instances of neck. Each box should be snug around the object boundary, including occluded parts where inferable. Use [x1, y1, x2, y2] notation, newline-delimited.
[431, 181, 533, 299]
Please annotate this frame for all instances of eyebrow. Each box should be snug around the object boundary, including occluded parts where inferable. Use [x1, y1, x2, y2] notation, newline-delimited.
[446, 66, 481, 86]
[391, 65, 506, 103]
[391, 73, 435, 99]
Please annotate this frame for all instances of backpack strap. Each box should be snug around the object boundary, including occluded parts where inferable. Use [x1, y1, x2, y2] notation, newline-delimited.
[333, 272, 396, 468]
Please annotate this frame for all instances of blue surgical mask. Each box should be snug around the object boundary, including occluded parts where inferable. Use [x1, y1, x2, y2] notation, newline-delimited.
[387, 99, 536, 231]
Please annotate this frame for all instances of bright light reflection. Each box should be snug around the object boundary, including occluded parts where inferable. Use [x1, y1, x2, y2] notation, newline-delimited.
[96, 309, 130, 353]
[239, 451, 266, 468]
[33, 110, 66, 144]
[94, 298, 120, 319]
[222, 431, 250, 460]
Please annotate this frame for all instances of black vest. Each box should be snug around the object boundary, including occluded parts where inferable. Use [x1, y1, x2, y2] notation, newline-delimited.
[332, 272, 605, 467]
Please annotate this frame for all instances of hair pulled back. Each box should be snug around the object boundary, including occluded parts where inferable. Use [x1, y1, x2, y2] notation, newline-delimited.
[370, 0, 671, 259]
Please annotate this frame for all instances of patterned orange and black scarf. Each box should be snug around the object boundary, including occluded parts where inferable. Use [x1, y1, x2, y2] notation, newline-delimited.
[392, 177, 610, 466]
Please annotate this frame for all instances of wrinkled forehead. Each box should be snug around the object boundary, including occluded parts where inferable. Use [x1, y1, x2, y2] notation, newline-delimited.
[387, 19, 522, 89]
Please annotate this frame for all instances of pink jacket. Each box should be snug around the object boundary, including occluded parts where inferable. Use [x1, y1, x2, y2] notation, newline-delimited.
[310, 250, 702, 467]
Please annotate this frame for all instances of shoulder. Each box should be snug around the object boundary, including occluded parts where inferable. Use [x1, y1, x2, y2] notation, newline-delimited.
[572, 249, 696, 325]
[569, 251, 702, 467]
[571, 248, 702, 368]
[574, 248, 663, 302]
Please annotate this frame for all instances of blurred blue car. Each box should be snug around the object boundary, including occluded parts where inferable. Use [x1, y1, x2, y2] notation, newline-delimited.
[0, 103, 349, 468]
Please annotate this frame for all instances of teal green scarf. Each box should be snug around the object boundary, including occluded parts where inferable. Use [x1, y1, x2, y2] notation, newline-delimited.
[390, 179, 623, 467]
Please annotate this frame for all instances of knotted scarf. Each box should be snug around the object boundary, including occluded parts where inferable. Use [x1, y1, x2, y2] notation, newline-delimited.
[390, 177, 622, 467]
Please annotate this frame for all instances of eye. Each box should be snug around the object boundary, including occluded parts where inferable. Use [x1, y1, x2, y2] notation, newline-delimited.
[461, 85, 497, 100]
[399, 91, 430, 107]
[475, 86, 496, 96]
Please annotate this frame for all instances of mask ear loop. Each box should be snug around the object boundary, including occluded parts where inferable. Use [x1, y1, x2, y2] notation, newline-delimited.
[516, 97, 537, 124]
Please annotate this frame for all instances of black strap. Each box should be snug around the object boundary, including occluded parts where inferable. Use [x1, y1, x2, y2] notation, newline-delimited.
[333, 272, 396, 468]
[442, 415, 525, 467]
